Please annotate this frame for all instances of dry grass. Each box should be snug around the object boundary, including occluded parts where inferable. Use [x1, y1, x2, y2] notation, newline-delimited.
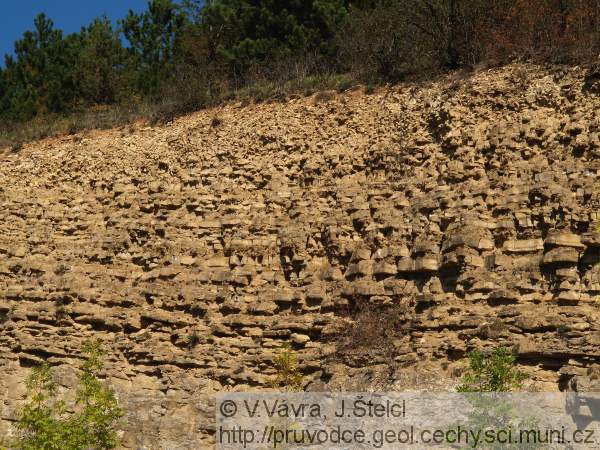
[0, 103, 151, 150]
[0, 72, 356, 149]
[334, 302, 412, 358]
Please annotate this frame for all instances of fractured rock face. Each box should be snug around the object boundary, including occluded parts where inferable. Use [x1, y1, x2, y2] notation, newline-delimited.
[2, 63, 600, 447]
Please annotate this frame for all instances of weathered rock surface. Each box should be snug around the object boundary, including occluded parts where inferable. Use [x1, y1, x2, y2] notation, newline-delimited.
[2, 63, 600, 447]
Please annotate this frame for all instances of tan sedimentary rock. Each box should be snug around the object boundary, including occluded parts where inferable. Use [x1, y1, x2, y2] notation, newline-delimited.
[2, 63, 600, 447]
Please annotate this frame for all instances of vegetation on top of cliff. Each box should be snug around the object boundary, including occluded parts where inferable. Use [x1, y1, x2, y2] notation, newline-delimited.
[10, 340, 123, 450]
[2, 0, 600, 146]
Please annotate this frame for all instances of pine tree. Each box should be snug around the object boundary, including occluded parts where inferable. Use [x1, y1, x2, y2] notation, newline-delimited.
[121, 0, 189, 95]
[197, 0, 347, 73]
[2, 14, 79, 120]
[74, 16, 128, 105]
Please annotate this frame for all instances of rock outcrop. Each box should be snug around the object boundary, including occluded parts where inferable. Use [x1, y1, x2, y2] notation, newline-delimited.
[2, 64, 600, 447]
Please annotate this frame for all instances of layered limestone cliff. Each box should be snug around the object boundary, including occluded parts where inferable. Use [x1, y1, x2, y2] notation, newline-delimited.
[2, 63, 600, 447]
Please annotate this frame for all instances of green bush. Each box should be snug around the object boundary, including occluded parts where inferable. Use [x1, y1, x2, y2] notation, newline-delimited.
[271, 343, 304, 392]
[12, 340, 123, 450]
[458, 347, 527, 392]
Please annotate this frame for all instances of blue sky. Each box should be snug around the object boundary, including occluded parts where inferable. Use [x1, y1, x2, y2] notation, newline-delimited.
[1, 0, 151, 61]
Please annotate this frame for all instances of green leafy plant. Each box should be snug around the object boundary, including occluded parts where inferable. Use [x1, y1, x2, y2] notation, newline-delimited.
[266, 344, 306, 449]
[13, 339, 123, 450]
[449, 348, 542, 449]
[458, 347, 526, 392]
[271, 343, 303, 392]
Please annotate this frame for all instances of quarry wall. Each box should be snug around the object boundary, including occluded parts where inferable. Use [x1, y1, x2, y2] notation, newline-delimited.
[2, 64, 600, 447]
